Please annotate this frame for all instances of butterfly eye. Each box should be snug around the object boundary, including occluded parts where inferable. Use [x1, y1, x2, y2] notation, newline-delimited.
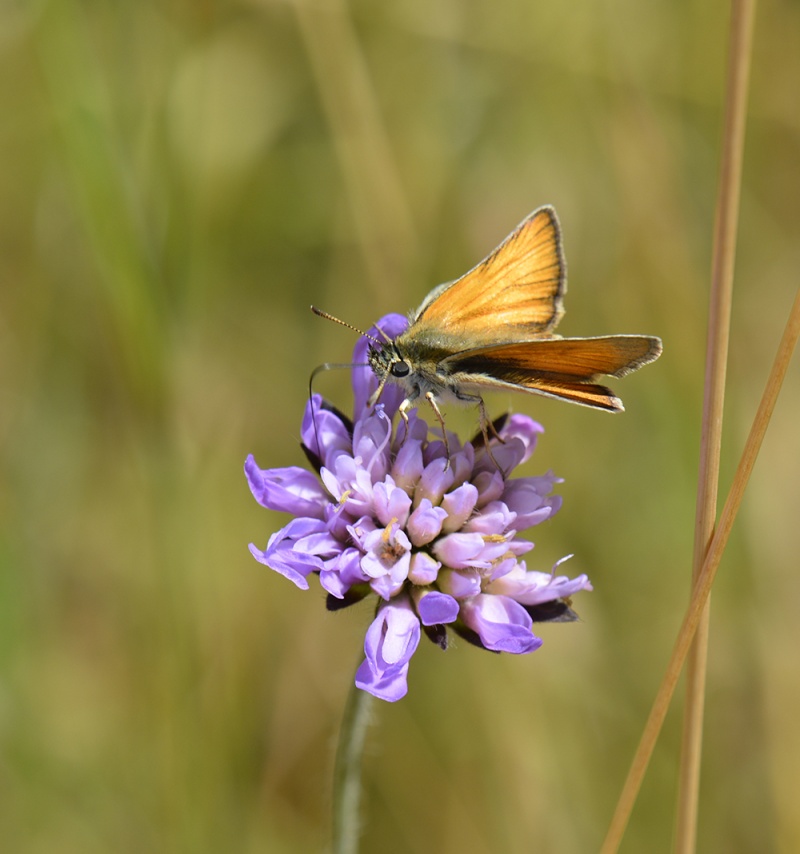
[390, 360, 411, 378]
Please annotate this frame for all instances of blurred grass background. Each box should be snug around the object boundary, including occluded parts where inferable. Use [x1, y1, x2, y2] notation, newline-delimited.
[1, 0, 798, 851]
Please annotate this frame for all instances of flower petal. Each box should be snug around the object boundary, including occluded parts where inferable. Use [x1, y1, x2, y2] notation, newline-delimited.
[432, 532, 487, 569]
[244, 456, 328, 518]
[406, 499, 448, 546]
[249, 541, 318, 590]
[355, 598, 421, 700]
[499, 414, 543, 465]
[392, 434, 425, 492]
[369, 574, 407, 601]
[319, 548, 369, 598]
[355, 658, 410, 702]
[440, 482, 479, 533]
[415, 457, 455, 507]
[473, 469, 505, 508]
[438, 567, 482, 599]
[353, 408, 393, 480]
[462, 500, 516, 534]
[502, 474, 563, 530]
[460, 594, 542, 654]
[407, 551, 441, 585]
[373, 479, 412, 528]
[486, 560, 593, 605]
[300, 396, 352, 467]
[415, 591, 459, 626]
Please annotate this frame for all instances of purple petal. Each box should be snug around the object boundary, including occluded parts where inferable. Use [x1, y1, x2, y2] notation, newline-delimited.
[345, 513, 378, 542]
[319, 548, 369, 598]
[438, 568, 482, 599]
[462, 500, 516, 535]
[421, 436, 449, 467]
[474, 538, 514, 565]
[440, 483, 479, 534]
[359, 525, 411, 581]
[415, 457, 455, 507]
[369, 600, 420, 665]
[300, 396, 352, 466]
[448, 443, 475, 486]
[406, 499, 448, 546]
[352, 408, 393, 480]
[292, 530, 342, 557]
[460, 594, 542, 654]
[249, 539, 321, 590]
[249, 517, 332, 587]
[391, 432, 426, 493]
[474, 415, 543, 475]
[407, 551, 441, 585]
[355, 658, 410, 702]
[487, 560, 593, 605]
[372, 479, 412, 528]
[432, 532, 487, 569]
[355, 598, 421, 699]
[433, 531, 510, 571]
[502, 474, 563, 530]
[319, 458, 351, 502]
[415, 591, 459, 625]
[322, 455, 375, 517]
[362, 549, 411, 585]
[324, 501, 355, 542]
[245, 456, 328, 518]
[473, 469, 505, 508]
[506, 539, 535, 558]
[369, 574, 407, 601]
[270, 516, 328, 541]
[488, 556, 519, 582]
[498, 415, 543, 465]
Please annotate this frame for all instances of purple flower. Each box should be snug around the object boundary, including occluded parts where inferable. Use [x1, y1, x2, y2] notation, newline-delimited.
[355, 596, 421, 702]
[246, 315, 592, 701]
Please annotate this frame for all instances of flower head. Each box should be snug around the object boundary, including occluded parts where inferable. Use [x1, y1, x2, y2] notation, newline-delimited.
[246, 314, 592, 701]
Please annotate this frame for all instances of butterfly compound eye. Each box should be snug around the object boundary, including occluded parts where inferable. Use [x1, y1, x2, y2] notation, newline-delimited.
[390, 361, 411, 378]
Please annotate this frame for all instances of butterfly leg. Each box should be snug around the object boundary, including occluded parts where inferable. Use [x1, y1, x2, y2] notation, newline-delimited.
[423, 391, 452, 466]
[453, 390, 505, 473]
[477, 397, 506, 444]
[477, 412, 506, 474]
[397, 398, 412, 449]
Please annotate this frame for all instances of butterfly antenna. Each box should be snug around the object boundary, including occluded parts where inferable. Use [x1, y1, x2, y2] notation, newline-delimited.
[310, 306, 384, 346]
[308, 361, 368, 455]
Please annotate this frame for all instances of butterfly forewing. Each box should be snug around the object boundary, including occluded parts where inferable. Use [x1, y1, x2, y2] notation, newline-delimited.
[410, 206, 566, 343]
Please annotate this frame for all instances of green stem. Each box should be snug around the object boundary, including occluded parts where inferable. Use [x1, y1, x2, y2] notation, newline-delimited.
[331, 677, 375, 854]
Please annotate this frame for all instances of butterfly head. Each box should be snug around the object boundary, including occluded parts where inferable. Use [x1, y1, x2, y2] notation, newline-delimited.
[367, 340, 415, 406]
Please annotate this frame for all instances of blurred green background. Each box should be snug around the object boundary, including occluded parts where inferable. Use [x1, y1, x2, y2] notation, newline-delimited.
[1, 0, 798, 851]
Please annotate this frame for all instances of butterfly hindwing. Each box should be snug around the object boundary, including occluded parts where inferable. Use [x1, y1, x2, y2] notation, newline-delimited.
[444, 335, 663, 378]
[441, 335, 663, 411]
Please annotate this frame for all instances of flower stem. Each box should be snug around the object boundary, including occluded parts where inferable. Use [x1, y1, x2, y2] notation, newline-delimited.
[599, 284, 800, 854]
[332, 678, 375, 854]
[677, 1, 756, 850]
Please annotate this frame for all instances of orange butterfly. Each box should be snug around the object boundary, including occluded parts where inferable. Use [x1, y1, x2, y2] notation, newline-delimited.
[315, 205, 662, 455]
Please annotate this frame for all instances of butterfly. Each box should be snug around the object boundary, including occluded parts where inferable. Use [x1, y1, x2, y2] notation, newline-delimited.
[314, 205, 662, 460]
